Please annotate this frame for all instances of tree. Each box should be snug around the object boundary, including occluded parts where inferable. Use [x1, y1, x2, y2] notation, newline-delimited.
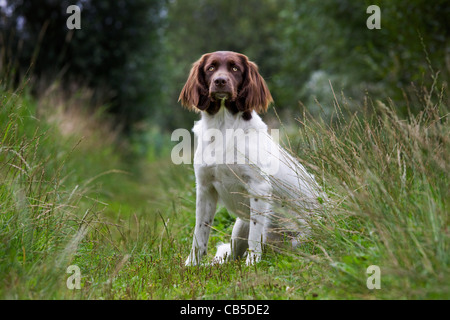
[1, 0, 165, 130]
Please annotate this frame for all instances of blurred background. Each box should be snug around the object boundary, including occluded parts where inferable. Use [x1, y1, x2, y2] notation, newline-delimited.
[1, 0, 449, 151]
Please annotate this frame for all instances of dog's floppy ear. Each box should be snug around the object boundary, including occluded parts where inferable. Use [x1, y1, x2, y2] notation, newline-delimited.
[236, 55, 273, 114]
[178, 54, 210, 112]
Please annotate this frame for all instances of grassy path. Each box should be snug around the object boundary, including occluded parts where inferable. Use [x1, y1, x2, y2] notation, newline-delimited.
[0, 88, 448, 299]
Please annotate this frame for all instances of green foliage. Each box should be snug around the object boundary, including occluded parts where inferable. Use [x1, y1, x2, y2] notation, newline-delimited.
[163, 0, 449, 126]
[1, 71, 448, 298]
[286, 75, 449, 298]
[0, 87, 159, 298]
[0, 0, 449, 300]
[2, 0, 449, 136]
[1, 0, 165, 128]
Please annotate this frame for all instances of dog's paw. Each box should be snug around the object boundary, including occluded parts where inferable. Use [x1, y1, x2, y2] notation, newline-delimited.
[185, 255, 199, 266]
[212, 243, 231, 264]
[245, 251, 261, 265]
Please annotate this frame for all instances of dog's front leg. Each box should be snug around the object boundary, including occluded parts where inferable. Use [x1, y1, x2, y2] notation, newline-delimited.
[247, 194, 271, 265]
[185, 185, 218, 266]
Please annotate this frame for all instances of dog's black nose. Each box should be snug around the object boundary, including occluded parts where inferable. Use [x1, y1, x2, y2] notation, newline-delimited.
[214, 77, 227, 87]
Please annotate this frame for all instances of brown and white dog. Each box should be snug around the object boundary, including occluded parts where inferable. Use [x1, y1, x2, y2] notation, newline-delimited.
[179, 51, 324, 265]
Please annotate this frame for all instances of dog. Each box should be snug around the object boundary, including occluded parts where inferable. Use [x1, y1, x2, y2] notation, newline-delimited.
[179, 51, 324, 265]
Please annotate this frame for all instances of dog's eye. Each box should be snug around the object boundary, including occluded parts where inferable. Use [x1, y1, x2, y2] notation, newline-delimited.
[207, 66, 215, 72]
[232, 66, 239, 72]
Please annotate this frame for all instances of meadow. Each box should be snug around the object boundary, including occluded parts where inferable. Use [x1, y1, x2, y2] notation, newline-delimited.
[0, 76, 448, 300]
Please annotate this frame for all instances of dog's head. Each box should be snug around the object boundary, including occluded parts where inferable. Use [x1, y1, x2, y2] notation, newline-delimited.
[179, 51, 273, 120]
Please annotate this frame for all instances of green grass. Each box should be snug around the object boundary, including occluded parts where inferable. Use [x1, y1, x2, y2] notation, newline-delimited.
[0, 77, 448, 299]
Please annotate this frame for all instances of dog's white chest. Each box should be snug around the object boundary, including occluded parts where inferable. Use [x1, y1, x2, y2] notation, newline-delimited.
[198, 164, 252, 220]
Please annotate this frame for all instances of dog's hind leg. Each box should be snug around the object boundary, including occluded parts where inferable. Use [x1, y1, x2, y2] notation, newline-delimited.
[212, 218, 249, 264]
[231, 218, 249, 260]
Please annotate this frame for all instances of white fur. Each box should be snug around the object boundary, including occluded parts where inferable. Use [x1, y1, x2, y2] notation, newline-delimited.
[212, 243, 232, 264]
[185, 103, 324, 266]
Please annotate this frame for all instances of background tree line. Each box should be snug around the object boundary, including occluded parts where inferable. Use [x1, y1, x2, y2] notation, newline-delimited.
[1, 0, 448, 134]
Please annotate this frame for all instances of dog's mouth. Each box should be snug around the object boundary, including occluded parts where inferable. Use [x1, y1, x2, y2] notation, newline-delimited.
[211, 91, 232, 101]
